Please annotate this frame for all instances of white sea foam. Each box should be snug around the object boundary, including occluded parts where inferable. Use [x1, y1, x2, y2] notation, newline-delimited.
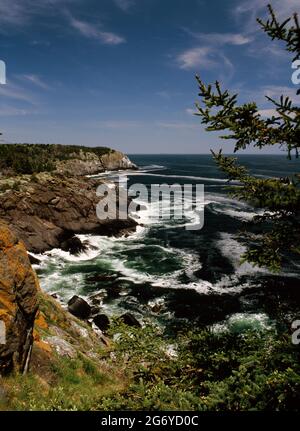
[139, 164, 166, 170]
[209, 205, 260, 221]
[216, 232, 269, 276]
[36, 174, 269, 302]
[210, 312, 274, 334]
[128, 172, 240, 184]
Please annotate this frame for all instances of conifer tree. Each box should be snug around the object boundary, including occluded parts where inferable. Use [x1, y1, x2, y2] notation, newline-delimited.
[195, 4, 300, 271]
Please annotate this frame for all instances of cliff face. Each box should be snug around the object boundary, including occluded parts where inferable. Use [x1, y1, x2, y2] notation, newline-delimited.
[0, 222, 125, 408]
[0, 222, 39, 375]
[0, 173, 137, 253]
[55, 149, 137, 176]
[0, 144, 137, 176]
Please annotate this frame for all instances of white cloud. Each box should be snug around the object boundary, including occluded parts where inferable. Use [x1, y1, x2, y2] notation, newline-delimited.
[0, 105, 38, 116]
[156, 90, 183, 99]
[0, 1, 126, 46]
[176, 29, 248, 75]
[177, 47, 216, 70]
[234, 0, 300, 34]
[21, 74, 50, 90]
[0, 0, 78, 28]
[69, 16, 125, 45]
[257, 108, 277, 117]
[97, 120, 141, 129]
[231, 83, 299, 110]
[176, 46, 233, 75]
[189, 32, 252, 46]
[113, 0, 135, 12]
[235, 0, 299, 18]
[262, 85, 299, 104]
[186, 108, 195, 115]
[157, 121, 198, 129]
[156, 90, 171, 99]
[0, 81, 36, 104]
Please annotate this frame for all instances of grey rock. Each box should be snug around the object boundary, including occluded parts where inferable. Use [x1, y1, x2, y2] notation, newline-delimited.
[45, 336, 77, 359]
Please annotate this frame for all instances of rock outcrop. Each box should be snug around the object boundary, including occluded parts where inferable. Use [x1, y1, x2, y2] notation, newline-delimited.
[0, 144, 138, 177]
[55, 149, 137, 176]
[0, 222, 39, 375]
[0, 173, 137, 253]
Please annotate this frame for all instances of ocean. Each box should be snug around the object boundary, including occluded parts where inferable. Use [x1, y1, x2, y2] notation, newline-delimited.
[34, 154, 300, 334]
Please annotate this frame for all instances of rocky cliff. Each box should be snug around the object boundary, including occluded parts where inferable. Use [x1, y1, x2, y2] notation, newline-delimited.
[55, 149, 137, 176]
[0, 144, 137, 176]
[0, 222, 126, 409]
[0, 222, 39, 375]
[0, 173, 137, 253]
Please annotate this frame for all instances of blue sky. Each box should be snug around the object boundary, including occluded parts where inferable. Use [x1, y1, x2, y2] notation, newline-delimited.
[0, 0, 299, 154]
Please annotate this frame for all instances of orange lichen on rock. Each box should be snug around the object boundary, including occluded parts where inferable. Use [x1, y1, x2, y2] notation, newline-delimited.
[35, 312, 48, 330]
[0, 221, 39, 374]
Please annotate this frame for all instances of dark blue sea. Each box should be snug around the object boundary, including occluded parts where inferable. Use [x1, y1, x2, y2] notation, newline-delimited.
[36, 154, 300, 333]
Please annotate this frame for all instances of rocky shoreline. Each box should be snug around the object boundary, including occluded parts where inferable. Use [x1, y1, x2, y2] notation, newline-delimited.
[0, 147, 138, 253]
[0, 146, 139, 375]
[0, 172, 137, 254]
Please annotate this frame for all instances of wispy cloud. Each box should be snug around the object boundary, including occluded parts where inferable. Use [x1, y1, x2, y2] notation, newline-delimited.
[96, 120, 141, 129]
[113, 0, 135, 12]
[20, 74, 50, 90]
[69, 16, 126, 45]
[262, 85, 299, 104]
[0, 0, 78, 28]
[231, 83, 299, 109]
[157, 121, 198, 130]
[257, 108, 277, 118]
[0, 1, 126, 46]
[0, 81, 36, 104]
[185, 108, 195, 116]
[176, 46, 233, 76]
[177, 47, 215, 70]
[235, 0, 299, 19]
[94, 119, 198, 131]
[156, 90, 183, 99]
[156, 90, 171, 99]
[234, 0, 300, 34]
[0, 105, 38, 116]
[175, 28, 250, 75]
[187, 31, 252, 46]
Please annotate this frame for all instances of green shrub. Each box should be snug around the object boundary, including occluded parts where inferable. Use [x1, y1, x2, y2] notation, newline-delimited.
[97, 323, 300, 411]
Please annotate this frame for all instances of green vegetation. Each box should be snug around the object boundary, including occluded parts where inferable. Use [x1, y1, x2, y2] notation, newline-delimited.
[1, 355, 124, 411]
[0, 293, 127, 411]
[195, 4, 300, 271]
[1, 320, 299, 411]
[97, 323, 300, 411]
[0, 144, 112, 175]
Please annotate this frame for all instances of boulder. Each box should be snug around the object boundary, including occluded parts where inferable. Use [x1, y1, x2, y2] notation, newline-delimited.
[0, 222, 39, 375]
[93, 314, 110, 332]
[67, 296, 91, 320]
[60, 235, 88, 255]
[120, 313, 141, 328]
[28, 253, 41, 265]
